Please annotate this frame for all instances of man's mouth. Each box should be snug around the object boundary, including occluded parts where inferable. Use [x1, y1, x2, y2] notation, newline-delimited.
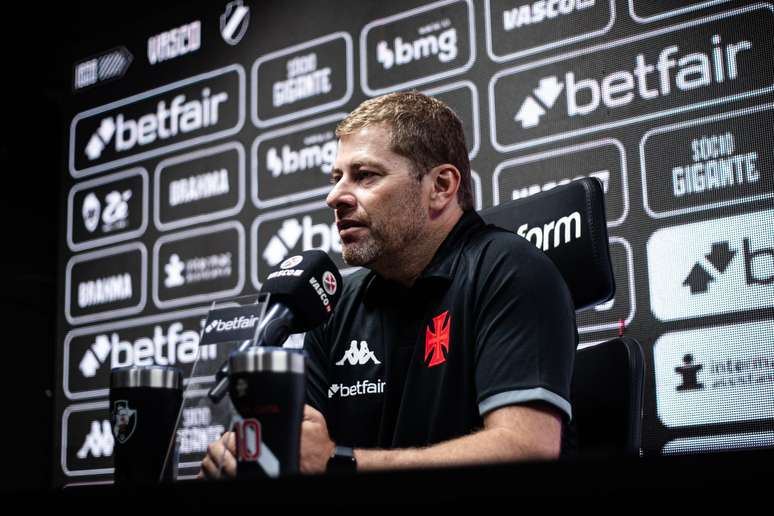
[337, 219, 367, 239]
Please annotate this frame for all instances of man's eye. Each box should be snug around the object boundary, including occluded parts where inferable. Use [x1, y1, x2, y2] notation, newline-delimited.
[358, 171, 376, 180]
[329, 176, 341, 185]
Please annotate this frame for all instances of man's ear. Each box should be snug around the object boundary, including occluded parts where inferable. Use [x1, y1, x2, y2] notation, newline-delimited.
[427, 164, 461, 211]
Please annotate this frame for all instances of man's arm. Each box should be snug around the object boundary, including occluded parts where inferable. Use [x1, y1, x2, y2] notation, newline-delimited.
[300, 402, 561, 474]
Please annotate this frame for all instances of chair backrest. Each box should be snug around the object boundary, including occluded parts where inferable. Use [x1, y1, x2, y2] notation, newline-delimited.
[571, 337, 645, 457]
[479, 177, 614, 311]
[480, 178, 643, 457]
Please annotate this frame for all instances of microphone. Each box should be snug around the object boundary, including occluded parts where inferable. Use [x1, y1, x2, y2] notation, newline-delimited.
[207, 250, 343, 402]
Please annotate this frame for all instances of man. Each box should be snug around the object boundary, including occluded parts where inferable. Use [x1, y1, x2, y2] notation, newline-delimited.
[200, 92, 576, 478]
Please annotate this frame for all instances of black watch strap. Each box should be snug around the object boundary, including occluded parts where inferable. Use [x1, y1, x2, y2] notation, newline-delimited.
[326, 445, 356, 473]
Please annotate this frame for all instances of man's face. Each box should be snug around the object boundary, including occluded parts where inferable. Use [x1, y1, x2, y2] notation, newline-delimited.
[327, 124, 429, 268]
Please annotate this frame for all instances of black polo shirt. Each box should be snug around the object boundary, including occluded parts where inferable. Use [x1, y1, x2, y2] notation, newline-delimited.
[303, 210, 577, 449]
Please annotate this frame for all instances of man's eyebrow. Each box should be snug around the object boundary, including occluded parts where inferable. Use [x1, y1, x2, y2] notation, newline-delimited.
[351, 160, 387, 172]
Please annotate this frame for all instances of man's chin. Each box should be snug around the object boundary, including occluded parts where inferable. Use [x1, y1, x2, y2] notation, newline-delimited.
[341, 243, 379, 267]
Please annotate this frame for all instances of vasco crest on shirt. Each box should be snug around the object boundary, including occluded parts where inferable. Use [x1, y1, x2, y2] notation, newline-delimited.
[111, 400, 137, 444]
[425, 310, 451, 368]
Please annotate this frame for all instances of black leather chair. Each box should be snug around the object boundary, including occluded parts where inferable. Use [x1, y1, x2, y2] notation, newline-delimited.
[480, 177, 644, 458]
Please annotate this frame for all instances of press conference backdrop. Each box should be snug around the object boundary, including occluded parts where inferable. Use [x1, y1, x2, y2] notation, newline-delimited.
[55, 0, 774, 486]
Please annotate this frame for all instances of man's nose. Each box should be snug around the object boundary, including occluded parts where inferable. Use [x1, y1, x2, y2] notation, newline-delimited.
[326, 177, 356, 211]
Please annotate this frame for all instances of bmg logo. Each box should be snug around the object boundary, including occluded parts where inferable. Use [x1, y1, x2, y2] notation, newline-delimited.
[376, 27, 458, 70]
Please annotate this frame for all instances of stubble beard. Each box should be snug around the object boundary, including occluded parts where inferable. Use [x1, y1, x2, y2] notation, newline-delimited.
[341, 188, 426, 269]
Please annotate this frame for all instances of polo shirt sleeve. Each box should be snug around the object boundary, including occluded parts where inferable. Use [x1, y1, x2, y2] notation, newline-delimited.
[303, 325, 330, 417]
[473, 234, 577, 421]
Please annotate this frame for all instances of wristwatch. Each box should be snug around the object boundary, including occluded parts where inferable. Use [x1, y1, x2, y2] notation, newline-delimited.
[326, 445, 357, 473]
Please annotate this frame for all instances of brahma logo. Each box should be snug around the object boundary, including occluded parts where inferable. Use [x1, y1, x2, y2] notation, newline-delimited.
[169, 169, 229, 206]
[77, 274, 133, 309]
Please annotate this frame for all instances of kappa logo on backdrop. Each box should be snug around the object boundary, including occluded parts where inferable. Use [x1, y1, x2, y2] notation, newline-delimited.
[262, 216, 340, 267]
[77, 420, 114, 459]
[83, 88, 230, 161]
[82, 189, 132, 233]
[335, 340, 381, 366]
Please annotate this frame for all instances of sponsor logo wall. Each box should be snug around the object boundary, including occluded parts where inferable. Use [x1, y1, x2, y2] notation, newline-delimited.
[57, 0, 774, 486]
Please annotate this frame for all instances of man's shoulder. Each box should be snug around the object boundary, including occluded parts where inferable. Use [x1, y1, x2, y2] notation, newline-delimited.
[459, 221, 567, 290]
[463, 222, 545, 261]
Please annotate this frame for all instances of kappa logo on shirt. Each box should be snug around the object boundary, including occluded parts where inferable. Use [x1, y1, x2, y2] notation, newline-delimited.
[425, 310, 451, 368]
[335, 340, 381, 366]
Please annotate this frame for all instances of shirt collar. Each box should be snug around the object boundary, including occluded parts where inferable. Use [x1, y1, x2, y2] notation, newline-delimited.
[363, 210, 485, 303]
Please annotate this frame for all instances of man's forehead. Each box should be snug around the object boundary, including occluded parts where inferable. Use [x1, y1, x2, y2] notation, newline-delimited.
[334, 125, 404, 169]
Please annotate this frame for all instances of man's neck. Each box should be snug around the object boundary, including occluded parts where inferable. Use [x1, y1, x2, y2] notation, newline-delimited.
[372, 207, 464, 288]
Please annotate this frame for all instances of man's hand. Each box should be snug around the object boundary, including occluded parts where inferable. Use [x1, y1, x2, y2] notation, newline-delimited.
[300, 404, 336, 474]
[197, 431, 236, 480]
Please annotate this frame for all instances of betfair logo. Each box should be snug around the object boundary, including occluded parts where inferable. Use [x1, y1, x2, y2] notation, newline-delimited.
[515, 76, 564, 128]
[84, 88, 229, 160]
[514, 34, 752, 129]
[262, 216, 340, 267]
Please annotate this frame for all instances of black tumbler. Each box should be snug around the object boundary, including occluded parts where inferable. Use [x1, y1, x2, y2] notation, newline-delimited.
[110, 365, 183, 485]
[228, 347, 305, 478]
